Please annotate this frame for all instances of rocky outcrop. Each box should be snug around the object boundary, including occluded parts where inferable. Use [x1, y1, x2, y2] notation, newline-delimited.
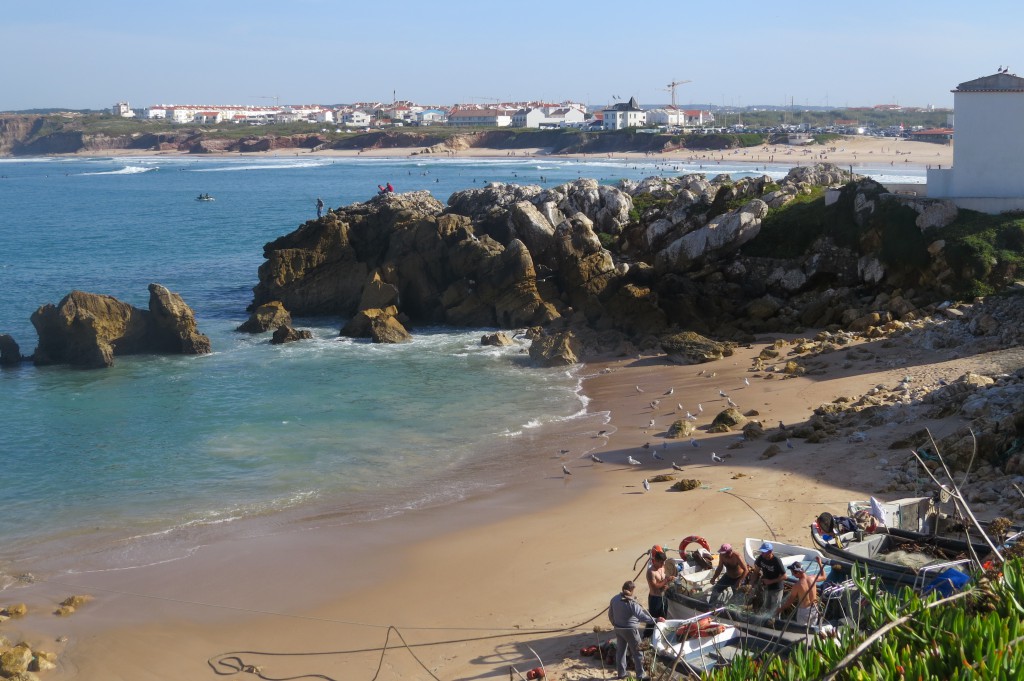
[237, 301, 292, 333]
[528, 330, 580, 366]
[271, 324, 312, 344]
[30, 285, 210, 368]
[0, 334, 21, 366]
[661, 332, 733, 364]
[340, 307, 411, 343]
[481, 331, 515, 346]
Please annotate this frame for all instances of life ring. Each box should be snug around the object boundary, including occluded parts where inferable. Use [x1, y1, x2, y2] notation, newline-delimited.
[679, 535, 711, 554]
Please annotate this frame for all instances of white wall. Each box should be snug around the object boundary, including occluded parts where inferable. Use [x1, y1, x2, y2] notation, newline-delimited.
[950, 91, 1024, 197]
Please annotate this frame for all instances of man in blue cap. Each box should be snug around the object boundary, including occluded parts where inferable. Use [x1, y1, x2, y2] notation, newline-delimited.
[751, 541, 786, 616]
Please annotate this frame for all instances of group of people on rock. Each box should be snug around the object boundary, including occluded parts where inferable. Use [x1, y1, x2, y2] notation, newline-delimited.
[313, 182, 396, 219]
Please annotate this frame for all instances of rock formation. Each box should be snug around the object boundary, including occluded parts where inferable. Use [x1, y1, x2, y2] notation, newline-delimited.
[31, 284, 211, 368]
[238, 301, 292, 333]
[271, 324, 313, 344]
[0, 334, 21, 366]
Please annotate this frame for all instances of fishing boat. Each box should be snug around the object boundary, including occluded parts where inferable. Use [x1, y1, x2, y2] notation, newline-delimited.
[810, 522, 977, 590]
[195, 193, 215, 201]
[742, 538, 831, 582]
[652, 613, 793, 676]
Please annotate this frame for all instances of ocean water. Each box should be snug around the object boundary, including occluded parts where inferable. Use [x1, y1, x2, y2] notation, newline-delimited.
[0, 154, 923, 584]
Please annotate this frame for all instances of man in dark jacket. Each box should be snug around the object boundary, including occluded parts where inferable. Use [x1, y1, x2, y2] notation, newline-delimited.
[608, 580, 663, 680]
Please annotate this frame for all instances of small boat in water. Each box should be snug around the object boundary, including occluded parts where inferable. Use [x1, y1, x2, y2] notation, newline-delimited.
[195, 193, 215, 201]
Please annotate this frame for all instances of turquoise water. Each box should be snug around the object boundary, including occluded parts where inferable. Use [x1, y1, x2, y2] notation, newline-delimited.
[0, 154, 923, 582]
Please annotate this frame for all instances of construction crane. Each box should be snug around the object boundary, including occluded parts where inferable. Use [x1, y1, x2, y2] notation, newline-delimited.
[255, 95, 281, 108]
[665, 80, 692, 109]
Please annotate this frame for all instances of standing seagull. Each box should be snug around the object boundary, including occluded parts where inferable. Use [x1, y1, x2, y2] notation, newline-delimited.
[642, 478, 651, 492]
[690, 437, 699, 448]
[697, 403, 704, 414]
[711, 452, 724, 463]
[562, 464, 572, 476]
[648, 419, 656, 429]
[665, 388, 674, 396]
[727, 397, 738, 408]
[627, 455, 642, 466]
[786, 439, 795, 449]
[744, 377, 750, 386]
[677, 403, 685, 412]
[719, 389, 728, 398]
[652, 450, 664, 461]
[636, 385, 644, 393]
[672, 462, 685, 471]
[590, 453, 604, 463]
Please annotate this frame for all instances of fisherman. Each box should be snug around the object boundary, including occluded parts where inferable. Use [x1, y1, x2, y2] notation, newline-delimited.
[316, 197, 324, 218]
[644, 546, 671, 639]
[776, 557, 826, 626]
[608, 580, 663, 680]
[709, 543, 749, 606]
[751, 541, 786, 616]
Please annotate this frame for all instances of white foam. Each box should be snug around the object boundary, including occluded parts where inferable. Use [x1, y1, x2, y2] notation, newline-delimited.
[189, 160, 331, 172]
[78, 165, 155, 176]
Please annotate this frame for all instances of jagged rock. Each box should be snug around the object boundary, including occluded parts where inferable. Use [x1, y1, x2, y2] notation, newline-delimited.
[657, 199, 768, 272]
[742, 421, 765, 439]
[537, 179, 633, 235]
[271, 324, 313, 344]
[661, 332, 733, 364]
[340, 307, 410, 343]
[30, 285, 210, 369]
[481, 332, 514, 346]
[667, 419, 695, 438]
[0, 334, 21, 365]
[710, 407, 748, 432]
[358, 270, 400, 311]
[0, 645, 33, 676]
[30, 651, 56, 673]
[237, 301, 292, 333]
[761, 444, 782, 459]
[508, 200, 556, 262]
[528, 330, 580, 366]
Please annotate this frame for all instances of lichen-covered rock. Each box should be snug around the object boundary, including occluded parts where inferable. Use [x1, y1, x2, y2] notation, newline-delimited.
[481, 332, 514, 347]
[670, 479, 701, 491]
[340, 307, 410, 343]
[711, 407, 748, 431]
[237, 301, 292, 333]
[358, 270, 399, 312]
[667, 419, 695, 438]
[270, 324, 313, 344]
[0, 644, 32, 676]
[661, 331, 733, 364]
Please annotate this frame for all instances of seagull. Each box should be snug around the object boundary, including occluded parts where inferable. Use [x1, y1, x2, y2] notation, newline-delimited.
[697, 369, 706, 376]
[744, 377, 750, 386]
[558, 449, 570, 455]
[590, 453, 604, 463]
[562, 464, 572, 475]
[686, 412, 697, 421]
[650, 399, 661, 409]
[653, 450, 664, 461]
[690, 437, 699, 448]
[642, 442, 651, 449]
[665, 388, 674, 396]
[711, 452, 724, 463]
[642, 478, 651, 492]
[677, 403, 685, 412]
[719, 389, 728, 398]
[786, 439, 795, 449]
[636, 385, 644, 393]
[697, 403, 703, 413]
[598, 429, 608, 436]
[778, 421, 787, 431]
[627, 455, 642, 465]
[672, 462, 685, 471]
[708, 372, 716, 378]
[648, 419, 656, 429]
[727, 397, 738, 408]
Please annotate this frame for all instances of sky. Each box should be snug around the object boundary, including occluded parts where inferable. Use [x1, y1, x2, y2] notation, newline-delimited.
[2, 0, 1022, 112]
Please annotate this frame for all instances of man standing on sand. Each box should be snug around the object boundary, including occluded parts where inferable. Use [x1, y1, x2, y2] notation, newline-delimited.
[709, 543, 748, 606]
[644, 546, 671, 638]
[608, 580, 663, 680]
[776, 557, 826, 626]
[751, 541, 786, 616]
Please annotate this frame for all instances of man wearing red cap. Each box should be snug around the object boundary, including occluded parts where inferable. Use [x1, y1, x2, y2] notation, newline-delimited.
[709, 543, 748, 606]
[644, 546, 671, 638]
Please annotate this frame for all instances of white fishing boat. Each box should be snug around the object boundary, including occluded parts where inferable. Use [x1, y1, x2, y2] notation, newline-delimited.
[743, 537, 831, 582]
[652, 612, 793, 675]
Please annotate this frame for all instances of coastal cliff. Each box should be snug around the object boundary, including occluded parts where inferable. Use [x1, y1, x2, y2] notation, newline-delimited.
[250, 163, 1023, 359]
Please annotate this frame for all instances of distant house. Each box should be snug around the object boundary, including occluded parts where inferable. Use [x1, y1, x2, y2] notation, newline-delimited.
[909, 127, 953, 144]
[511, 105, 585, 128]
[602, 97, 646, 130]
[646, 107, 713, 128]
[416, 109, 448, 125]
[927, 71, 1024, 213]
[446, 108, 514, 127]
[112, 101, 135, 118]
[342, 111, 372, 127]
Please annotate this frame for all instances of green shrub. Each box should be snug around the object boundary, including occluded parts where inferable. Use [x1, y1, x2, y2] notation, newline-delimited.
[742, 188, 827, 258]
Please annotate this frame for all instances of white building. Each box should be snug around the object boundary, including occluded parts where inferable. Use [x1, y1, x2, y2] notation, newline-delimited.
[446, 108, 514, 127]
[112, 101, 135, 118]
[928, 72, 1024, 213]
[342, 111, 372, 127]
[602, 96, 646, 130]
[416, 109, 447, 125]
[511, 105, 586, 128]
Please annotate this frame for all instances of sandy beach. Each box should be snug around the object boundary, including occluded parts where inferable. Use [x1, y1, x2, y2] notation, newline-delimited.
[5, 318, 991, 680]
[66, 134, 953, 172]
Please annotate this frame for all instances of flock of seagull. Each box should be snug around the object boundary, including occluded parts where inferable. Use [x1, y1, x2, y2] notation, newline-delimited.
[559, 368, 792, 492]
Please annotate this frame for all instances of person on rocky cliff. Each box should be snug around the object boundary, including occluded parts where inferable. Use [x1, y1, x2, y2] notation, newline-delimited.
[316, 197, 324, 218]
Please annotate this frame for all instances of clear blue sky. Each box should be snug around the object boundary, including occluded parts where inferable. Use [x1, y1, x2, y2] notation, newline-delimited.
[2, 0, 1021, 111]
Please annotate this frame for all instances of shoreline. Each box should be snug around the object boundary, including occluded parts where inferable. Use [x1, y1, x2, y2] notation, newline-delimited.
[3, 134, 952, 172]
[6, 327, 980, 679]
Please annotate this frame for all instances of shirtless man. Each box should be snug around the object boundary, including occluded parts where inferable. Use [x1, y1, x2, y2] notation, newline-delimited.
[645, 546, 671, 638]
[775, 557, 826, 626]
[709, 543, 748, 606]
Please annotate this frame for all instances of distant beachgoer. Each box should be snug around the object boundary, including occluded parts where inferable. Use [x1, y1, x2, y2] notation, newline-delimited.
[316, 197, 324, 218]
[386, 182, 394, 193]
[709, 543, 749, 606]
[644, 546, 671, 638]
[608, 580, 662, 680]
[752, 541, 786, 615]
[776, 557, 826, 626]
